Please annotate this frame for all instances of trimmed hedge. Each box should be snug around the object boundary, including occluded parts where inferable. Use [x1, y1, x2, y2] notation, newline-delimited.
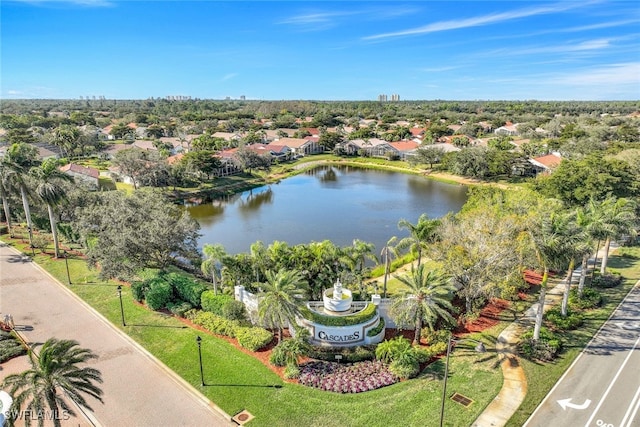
[201, 291, 234, 315]
[592, 273, 623, 288]
[166, 273, 207, 307]
[301, 303, 377, 327]
[307, 345, 376, 363]
[367, 317, 385, 337]
[235, 326, 273, 351]
[222, 300, 247, 321]
[145, 280, 173, 310]
[167, 301, 193, 318]
[186, 310, 241, 338]
[518, 327, 562, 362]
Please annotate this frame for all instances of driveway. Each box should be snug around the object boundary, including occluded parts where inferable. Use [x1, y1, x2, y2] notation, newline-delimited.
[0, 243, 232, 427]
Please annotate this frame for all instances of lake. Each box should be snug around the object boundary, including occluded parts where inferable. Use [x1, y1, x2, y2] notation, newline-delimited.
[186, 165, 468, 255]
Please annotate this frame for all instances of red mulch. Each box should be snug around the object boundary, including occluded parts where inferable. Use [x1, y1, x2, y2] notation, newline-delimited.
[456, 298, 511, 333]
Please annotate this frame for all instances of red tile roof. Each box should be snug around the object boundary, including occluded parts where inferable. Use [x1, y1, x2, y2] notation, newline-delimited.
[59, 163, 100, 179]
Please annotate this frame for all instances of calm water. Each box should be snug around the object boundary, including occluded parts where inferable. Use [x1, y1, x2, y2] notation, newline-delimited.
[186, 165, 468, 255]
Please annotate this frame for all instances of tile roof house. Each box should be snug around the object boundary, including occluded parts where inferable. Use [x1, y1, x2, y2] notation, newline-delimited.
[529, 153, 562, 174]
[387, 141, 420, 159]
[271, 137, 321, 157]
[59, 163, 100, 190]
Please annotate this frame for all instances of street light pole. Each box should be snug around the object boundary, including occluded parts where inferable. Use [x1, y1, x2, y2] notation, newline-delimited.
[440, 334, 486, 427]
[63, 250, 71, 285]
[196, 336, 204, 386]
[116, 285, 126, 326]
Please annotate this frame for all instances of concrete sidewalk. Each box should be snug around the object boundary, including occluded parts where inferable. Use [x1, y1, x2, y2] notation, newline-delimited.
[472, 244, 617, 427]
[0, 243, 233, 427]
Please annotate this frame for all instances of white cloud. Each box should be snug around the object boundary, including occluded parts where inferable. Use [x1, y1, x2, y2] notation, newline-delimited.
[551, 62, 640, 85]
[8, 0, 113, 6]
[221, 73, 238, 82]
[363, 2, 590, 40]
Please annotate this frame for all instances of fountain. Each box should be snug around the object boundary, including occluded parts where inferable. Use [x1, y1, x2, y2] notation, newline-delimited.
[322, 279, 353, 313]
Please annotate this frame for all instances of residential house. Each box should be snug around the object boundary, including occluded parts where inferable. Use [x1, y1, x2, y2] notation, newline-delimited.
[495, 123, 520, 136]
[528, 153, 562, 175]
[59, 163, 100, 190]
[271, 137, 321, 157]
[341, 138, 392, 157]
[387, 141, 419, 160]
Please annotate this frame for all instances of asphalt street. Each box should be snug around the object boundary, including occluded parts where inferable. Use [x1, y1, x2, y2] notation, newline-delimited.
[524, 283, 640, 427]
[0, 243, 233, 426]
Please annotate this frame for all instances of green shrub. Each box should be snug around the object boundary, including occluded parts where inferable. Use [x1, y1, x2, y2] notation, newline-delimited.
[375, 336, 412, 363]
[307, 345, 376, 363]
[201, 291, 234, 315]
[222, 300, 247, 321]
[545, 308, 583, 331]
[518, 327, 562, 362]
[166, 301, 193, 318]
[145, 280, 174, 310]
[235, 326, 273, 351]
[131, 280, 149, 302]
[300, 303, 377, 327]
[423, 341, 448, 359]
[592, 273, 622, 288]
[284, 363, 301, 379]
[367, 317, 385, 337]
[389, 359, 419, 380]
[569, 288, 602, 310]
[166, 273, 207, 307]
[421, 329, 450, 346]
[269, 344, 288, 367]
[189, 310, 241, 337]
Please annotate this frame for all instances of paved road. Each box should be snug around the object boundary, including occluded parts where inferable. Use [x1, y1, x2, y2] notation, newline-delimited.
[0, 243, 232, 427]
[524, 283, 640, 427]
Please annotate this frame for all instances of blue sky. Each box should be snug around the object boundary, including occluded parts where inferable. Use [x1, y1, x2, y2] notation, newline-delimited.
[2, 1, 639, 101]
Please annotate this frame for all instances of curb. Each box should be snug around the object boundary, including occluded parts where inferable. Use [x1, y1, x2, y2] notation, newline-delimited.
[2, 244, 234, 426]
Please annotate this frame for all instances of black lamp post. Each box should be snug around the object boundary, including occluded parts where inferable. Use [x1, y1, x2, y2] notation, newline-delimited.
[116, 285, 126, 326]
[63, 250, 71, 285]
[196, 336, 204, 386]
[440, 334, 486, 427]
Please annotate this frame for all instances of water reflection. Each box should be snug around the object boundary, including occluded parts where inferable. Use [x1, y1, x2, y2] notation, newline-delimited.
[187, 165, 468, 254]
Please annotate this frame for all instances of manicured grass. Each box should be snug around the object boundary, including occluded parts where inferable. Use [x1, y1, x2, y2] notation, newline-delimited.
[2, 233, 507, 426]
[8, 227, 637, 427]
[505, 245, 640, 427]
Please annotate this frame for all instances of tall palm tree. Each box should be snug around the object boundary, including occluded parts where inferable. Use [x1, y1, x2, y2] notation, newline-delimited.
[397, 213, 441, 267]
[2, 143, 38, 248]
[257, 269, 309, 343]
[575, 200, 601, 297]
[390, 264, 455, 345]
[30, 159, 73, 258]
[344, 239, 377, 299]
[559, 211, 592, 316]
[201, 243, 226, 294]
[250, 240, 268, 283]
[596, 197, 637, 274]
[2, 338, 103, 427]
[380, 236, 398, 298]
[525, 211, 578, 340]
[0, 162, 17, 236]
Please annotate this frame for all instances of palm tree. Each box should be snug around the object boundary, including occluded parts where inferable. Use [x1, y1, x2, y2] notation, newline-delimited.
[2, 338, 103, 427]
[344, 239, 377, 299]
[2, 143, 38, 248]
[257, 269, 309, 343]
[30, 159, 73, 258]
[0, 162, 17, 236]
[559, 211, 592, 316]
[596, 197, 637, 274]
[390, 264, 455, 345]
[397, 214, 441, 267]
[525, 211, 578, 340]
[380, 236, 398, 298]
[201, 243, 226, 294]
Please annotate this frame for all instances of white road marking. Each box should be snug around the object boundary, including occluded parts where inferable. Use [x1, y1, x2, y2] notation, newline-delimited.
[620, 383, 640, 427]
[584, 336, 640, 427]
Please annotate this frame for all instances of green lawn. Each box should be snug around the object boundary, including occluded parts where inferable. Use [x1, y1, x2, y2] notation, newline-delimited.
[4, 231, 639, 427]
[506, 245, 640, 427]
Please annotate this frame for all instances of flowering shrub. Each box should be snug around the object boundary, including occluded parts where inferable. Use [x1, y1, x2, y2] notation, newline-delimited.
[299, 360, 398, 393]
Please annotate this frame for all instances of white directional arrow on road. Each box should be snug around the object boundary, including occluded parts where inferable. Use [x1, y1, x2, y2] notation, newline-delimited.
[557, 398, 592, 410]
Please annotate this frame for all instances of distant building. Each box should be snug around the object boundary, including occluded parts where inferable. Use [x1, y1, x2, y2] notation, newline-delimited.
[391, 94, 400, 101]
[59, 163, 100, 190]
[378, 94, 388, 102]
